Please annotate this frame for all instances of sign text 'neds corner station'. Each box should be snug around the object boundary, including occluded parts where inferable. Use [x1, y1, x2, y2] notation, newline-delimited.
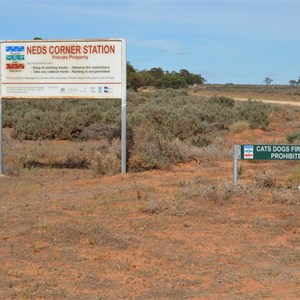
[26, 44, 116, 60]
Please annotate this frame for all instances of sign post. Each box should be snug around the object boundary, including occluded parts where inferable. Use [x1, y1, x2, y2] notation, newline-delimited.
[233, 145, 240, 188]
[233, 144, 300, 187]
[0, 39, 127, 175]
[121, 39, 127, 174]
[0, 97, 2, 175]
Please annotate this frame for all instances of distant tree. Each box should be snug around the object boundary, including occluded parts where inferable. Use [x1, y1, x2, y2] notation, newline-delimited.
[264, 77, 273, 85]
[127, 61, 136, 75]
[179, 69, 205, 85]
[156, 73, 187, 89]
[126, 63, 206, 90]
[33, 37, 43, 40]
[127, 69, 154, 90]
[289, 80, 297, 86]
[148, 67, 164, 80]
[298, 77, 300, 85]
[127, 72, 143, 91]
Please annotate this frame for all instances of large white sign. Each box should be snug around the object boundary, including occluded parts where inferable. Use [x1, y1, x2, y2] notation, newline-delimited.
[0, 39, 125, 98]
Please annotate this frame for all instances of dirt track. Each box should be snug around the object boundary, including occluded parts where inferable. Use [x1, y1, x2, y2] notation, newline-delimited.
[233, 97, 300, 107]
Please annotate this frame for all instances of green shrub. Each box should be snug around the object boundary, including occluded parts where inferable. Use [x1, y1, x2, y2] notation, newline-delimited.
[9, 99, 120, 140]
[208, 96, 235, 108]
[128, 124, 164, 171]
[13, 110, 59, 140]
[3, 90, 280, 175]
[237, 100, 271, 129]
[287, 131, 300, 143]
[189, 135, 212, 147]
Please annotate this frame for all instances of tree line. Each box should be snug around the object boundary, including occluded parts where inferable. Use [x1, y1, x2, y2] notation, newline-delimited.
[127, 62, 205, 90]
[289, 78, 300, 86]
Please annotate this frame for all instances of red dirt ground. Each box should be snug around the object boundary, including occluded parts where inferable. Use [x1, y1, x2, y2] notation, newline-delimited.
[0, 110, 300, 299]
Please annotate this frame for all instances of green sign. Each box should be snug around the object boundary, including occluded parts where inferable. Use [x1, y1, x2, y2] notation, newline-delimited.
[240, 144, 300, 160]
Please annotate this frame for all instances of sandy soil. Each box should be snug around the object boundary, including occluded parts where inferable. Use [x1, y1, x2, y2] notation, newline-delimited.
[0, 102, 300, 299]
[233, 97, 300, 107]
[190, 86, 300, 104]
[0, 160, 299, 299]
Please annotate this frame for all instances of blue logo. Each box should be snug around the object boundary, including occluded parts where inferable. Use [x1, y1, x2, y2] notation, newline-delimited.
[6, 55, 25, 61]
[6, 46, 25, 52]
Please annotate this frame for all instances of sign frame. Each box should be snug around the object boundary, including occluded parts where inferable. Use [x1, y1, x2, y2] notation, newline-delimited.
[0, 38, 127, 175]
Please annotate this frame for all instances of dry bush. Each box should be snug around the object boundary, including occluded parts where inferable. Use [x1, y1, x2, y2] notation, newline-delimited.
[4, 164, 21, 176]
[236, 99, 271, 129]
[64, 151, 89, 169]
[90, 138, 121, 175]
[128, 124, 163, 171]
[194, 144, 231, 165]
[290, 164, 300, 183]
[229, 120, 250, 133]
[201, 180, 234, 202]
[140, 198, 161, 214]
[288, 121, 300, 129]
[234, 182, 262, 201]
[20, 142, 90, 169]
[271, 189, 299, 205]
[43, 218, 129, 249]
[79, 123, 120, 140]
[287, 131, 300, 143]
[128, 123, 223, 171]
[254, 171, 276, 188]
[140, 196, 189, 216]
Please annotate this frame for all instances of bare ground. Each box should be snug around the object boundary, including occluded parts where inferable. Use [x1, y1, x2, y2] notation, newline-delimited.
[0, 107, 300, 299]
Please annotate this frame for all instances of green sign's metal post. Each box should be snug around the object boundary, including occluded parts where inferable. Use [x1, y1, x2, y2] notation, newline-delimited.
[233, 145, 240, 188]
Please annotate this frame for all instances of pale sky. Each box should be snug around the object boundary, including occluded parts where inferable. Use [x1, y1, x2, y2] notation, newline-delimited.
[0, 0, 299, 84]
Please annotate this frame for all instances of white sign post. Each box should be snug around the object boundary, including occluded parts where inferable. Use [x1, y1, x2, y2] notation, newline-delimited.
[0, 39, 127, 175]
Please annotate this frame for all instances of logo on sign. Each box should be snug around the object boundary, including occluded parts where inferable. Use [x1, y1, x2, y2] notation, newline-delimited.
[5, 45, 25, 71]
[6, 46, 25, 52]
[6, 64, 25, 70]
[6, 55, 25, 61]
[244, 145, 254, 159]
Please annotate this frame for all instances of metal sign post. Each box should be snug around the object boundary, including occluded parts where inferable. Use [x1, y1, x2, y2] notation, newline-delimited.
[233, 145, 240, 188]
[0, 97, 3, 175]
[121, 39, 127, 174]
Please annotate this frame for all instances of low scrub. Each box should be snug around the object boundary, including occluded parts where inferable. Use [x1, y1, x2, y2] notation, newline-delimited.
[3, 90, 277, 174]
[229, 120, 250, 133]
[236, 99, 271, 129]
[287, 131, 300, 143]
[290, 164, 300, 182]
